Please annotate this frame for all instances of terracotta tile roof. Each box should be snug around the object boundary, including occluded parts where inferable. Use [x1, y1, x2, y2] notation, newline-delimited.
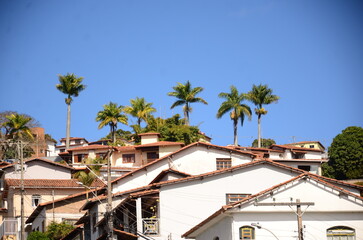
[182, 173, 363, 238]
[113, 229, 137, 239]
[0, 158, 74, 170]
[26, 186, 107, 224]
[5, 178, 105, 188]
[149, 168, 191, 184]
[112, 142, 258, 184]
[272, 158, 328, 162]
[115, 145, 136, 152]
[229, 146, 284, 153]
[67, 145, 114, 152]
[60, 137, 88, 141]
[134, 141, 184, 148]
[271, 144, 324, 153]
[287, 141, 325, 149]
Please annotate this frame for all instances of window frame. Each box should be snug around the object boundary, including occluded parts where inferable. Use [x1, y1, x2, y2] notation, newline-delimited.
[123, 153, 136, 163]
[240, 226, 255, 240]
[216, 158, 232, 170]
[32, 194, 41, 208]
[226, 193, 251, 204]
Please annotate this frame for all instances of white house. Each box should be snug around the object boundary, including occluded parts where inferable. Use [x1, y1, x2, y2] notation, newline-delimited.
[76, 158, 363, 240]
[182, 173, 363, 240]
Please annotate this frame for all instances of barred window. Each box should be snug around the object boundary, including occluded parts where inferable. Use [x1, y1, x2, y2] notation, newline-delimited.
[216, 158, 232, 170]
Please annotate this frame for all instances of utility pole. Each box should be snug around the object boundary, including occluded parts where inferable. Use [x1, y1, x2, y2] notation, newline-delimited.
[106, 149, 115, 240]
[255, 199, 314, 240]
[18, 140, 25, 240]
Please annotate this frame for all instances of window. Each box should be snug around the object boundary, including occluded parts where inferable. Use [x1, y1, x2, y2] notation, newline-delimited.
[32, 195, 41, 207]
[216, 158, 232, 170]
[309, 145, 314, 149]
[226, 194, 251, 204]
[327, 226, 355, 240]
[298, 165, 311, 172]
[123, 154, 136, 163]
[74, 154, 88, 163]
[75, 139, 81, 144]
[240, 226, 255, 239]
[147, 152, 159, 161]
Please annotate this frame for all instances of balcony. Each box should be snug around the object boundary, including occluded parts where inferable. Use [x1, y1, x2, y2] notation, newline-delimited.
[142, 218, 159, 235]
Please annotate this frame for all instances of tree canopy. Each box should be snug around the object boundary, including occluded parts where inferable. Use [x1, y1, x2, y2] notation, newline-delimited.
[322, 126, 363, 180]
[252, 138, 276, 148]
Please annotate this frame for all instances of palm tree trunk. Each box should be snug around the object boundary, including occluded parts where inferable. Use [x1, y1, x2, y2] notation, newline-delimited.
[233, 119, 238, 146]
[111, 125, 116, 144]
[66, 103, 71, 150]
[184, 104, 190, 126]
[258, 114, 261, 148]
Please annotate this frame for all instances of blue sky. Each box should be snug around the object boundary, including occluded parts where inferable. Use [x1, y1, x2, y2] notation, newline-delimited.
[1, 0, 362, 148]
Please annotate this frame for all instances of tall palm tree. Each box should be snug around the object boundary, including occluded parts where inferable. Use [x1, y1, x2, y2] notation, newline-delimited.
[56, 73, 86, 150]
[96, 102, 128, 143]
[124, 97, 156, 127]
[168, 80, 208, 125]
[246, 84, 279, 148]
[217, 86, 252, 146]
[2, 113, 34, 140]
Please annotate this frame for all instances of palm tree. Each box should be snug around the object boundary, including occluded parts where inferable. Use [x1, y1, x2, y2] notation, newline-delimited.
[2, 113, 34, 140]
[168, 80, 208, 125]
[56, 73, 86, 150]
[246, 84, 279, 148]
[124, 97, 156, 127]
[96, 102, 128, 143]
[217, 86, 252, 146]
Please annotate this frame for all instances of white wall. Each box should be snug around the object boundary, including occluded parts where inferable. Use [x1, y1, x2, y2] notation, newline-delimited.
[158, 165, 299, 240]
[196, 217, 232, 240]
[5, 161, 72, 179]
[112, 145, 254, 193]
[196, 179, 363, 240]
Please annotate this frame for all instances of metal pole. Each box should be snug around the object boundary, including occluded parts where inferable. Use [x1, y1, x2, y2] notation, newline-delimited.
[106, 149, 115, 240]
[19, 141, 25, 240]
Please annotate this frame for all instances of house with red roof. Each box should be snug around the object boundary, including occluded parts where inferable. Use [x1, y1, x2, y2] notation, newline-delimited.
[182, 173, 363, 240]
[232, 143, 328, 175]
[0, 158, 104, 239]
[74, 159, 363, 240]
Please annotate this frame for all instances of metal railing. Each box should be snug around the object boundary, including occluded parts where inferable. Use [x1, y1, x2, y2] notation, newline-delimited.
[142, 218, 159, 235]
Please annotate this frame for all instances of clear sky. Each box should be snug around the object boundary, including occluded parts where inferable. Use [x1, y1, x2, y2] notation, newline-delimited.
[1, 0, 362, 148]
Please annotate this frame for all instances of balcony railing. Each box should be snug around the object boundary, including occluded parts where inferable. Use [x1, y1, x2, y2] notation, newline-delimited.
[0, 218, 18, 239]
[142, 218, 159, 235]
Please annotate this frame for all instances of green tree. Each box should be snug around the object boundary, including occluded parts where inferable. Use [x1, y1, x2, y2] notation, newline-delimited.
[74, 157, 105, 198]
[2, 113, 34, 140]
[168, 80, 208, 125]
[124, 97, 156, 127]
[145, 114, 202, 145]
[1, 113, 35, 159]
[246, 84, 279, 148]
[217, 86, 252, 146]
[46, 221, 74, 240]
[252, 138, 276, 148]
[27, 231, 50, 240]
[322, 126, 363, 180]
[96, 102, 128, 143]
[56, 73, 86, 150]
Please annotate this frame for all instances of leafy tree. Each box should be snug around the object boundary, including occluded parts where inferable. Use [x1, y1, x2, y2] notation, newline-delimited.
[217, 86, 252, 146]
[246, 84, 279, 148]
[124, 97, 156, 127]
[322, 126, 363, 180]
[252, 138, 276, 148]
[1, 113, 35, 159]
[96, 102, 128, 143]
[46, 221, 74, 240]
[2, 113, 34, 140]
[56, 73, 86, 150]
[145, 114, 202, 145]
[168, 80, 208, 125]
[27, 231, 50, 240]
[75, 157, 105, 199]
